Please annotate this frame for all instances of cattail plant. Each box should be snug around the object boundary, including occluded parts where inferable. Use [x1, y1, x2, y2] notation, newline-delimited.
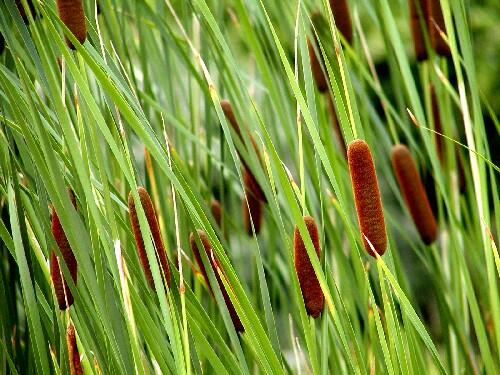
[66, 324, 83, 375]
[307, 37, 328, 93]
[294, 216, 324, 318]
[426, 0, 451, 57]
[327, 95, 347, 158]
[391, 144, 438, 245]
[15, 0, 36, 23]
[329, 0, 353, 44]
[409, 0, 428, 61]
[242, 189, 263, 236]
[189, 230, 244, 332]
[211, 199, 222, 227]
[56, 0, 87, 49]
[220, 99, 267, 203]
[50, 188, 78, 310]
[430, 85, 444, 163]
[128, 187, 171, 289]
[347, 139, 387, 256]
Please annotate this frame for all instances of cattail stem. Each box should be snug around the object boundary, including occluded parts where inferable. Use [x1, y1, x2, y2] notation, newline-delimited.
[327, 95, 347, 158]
[56, 0, 87, 49]
[391, 145, 438, 244]
[66, 324, 83, 375]
[50, 188, 78, 310]
[430, 85, 444, 163]
[347, 139, 387, 256]
[294, 216, 324, 318]
[128, 187, 171, 289]
[189, 230, 244, 332]
[329, 0, 353, 44]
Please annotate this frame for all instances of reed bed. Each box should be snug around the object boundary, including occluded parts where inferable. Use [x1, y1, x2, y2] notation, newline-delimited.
[0, 0, 498, 374]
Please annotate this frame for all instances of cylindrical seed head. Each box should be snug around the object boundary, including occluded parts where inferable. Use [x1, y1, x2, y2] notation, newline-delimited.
[56, 0, 87, 49]
[329, 0, 353, 44]
[294, 216, 324, 318]
[347, 139, 387, 256]
[391, 144, 438, 244]
[128, 187, 171, 289]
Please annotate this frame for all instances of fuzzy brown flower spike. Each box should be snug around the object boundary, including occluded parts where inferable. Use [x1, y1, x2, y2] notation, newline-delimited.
[347, 140, 387, 256]
[409, 0, 428, 61]
[426, 0, 451, 57]
[220, 99, 267, 203]
[50, 188, 78, 310]
[189, 230, 244, 332]
[294, 216, 324, 318]
[243, 188, 263, 235]
[128, 187, 171, 288]
[307, 37, 328, 93]
[56, 0, 87, 49]
[329, 0, 353, 44]
[391, 145, 438, 244]
[66, 324, 83, 375]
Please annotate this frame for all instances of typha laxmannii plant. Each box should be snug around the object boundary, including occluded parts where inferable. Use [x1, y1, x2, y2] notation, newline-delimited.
[189, 230, 244, 332]
[294, 216, 324, 318]
[329, 0, 353, 44]
[128, 187, 171, 289]
[243, 184, 264, 235]
[50, 188, 78, 310]
[307, 37, 328, 93]
[430, 85, 444, 163]
[391, 145, 438, 245]
[66, 324, 83, 375]
[426, 0, 451, 57]
[347, 139, 387, 256]
[409, 0, 428, 61]
[56, 0, 87, 49]
[220, 99, 267, 203]
[211, 199, 222, 227]
[327, 95, 347, 158]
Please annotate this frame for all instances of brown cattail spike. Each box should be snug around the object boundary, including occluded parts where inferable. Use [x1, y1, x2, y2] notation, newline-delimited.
[128, 187, 171, 288]
[51, 189, 78, 310]
[56, 0, 87, 49]
[426, 0, 450, 57]
[430, 85, 444, 163]
[242, 190, 263, 236]
[329, 0, 353, 44]
[409, 0, 428, 61]
[391, 145, 438, 244]
[347, 139, 387, 256]
[294, 216, 324, 318]
[327, 95, 347, 158]
[211, 199, 222, 227]
[220, 99, 267, 203]
[307, 37, 328, 93]
[66, 324, 83, 375]
[189, 230, 244, 332]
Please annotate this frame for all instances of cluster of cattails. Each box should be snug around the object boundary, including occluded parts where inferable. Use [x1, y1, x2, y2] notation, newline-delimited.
[294, 216, 324, 318]
[220, 99, 266, 235]
[347, 140, 387, 256]
[128, 187, 171, 289]
[409, 0, 451, 61]
[50, 188, 78, 310]
[391, 145, 438, 244]
[56, 0, 87, 49]
[66, 324, 83, 375]
[189, 230, 244, 332]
